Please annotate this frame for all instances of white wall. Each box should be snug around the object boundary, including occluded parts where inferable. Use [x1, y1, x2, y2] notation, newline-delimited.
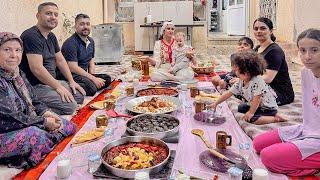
[294, 0, 320, 40]
[0, 0, 104, 44]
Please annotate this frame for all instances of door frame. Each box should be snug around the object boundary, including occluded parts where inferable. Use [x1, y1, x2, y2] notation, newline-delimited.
[207, 0, 250, 36]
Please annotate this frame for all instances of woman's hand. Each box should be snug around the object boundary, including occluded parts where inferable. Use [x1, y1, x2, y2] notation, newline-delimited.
[44, 117, 62, 131]
[241, 112, 254, 122]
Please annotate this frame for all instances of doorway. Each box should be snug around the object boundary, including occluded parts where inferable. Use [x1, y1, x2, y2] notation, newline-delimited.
[208, 0, 247, 37]
[227, 0, 245, 35]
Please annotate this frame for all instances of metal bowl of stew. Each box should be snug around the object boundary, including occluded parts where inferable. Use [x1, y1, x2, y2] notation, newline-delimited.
[101, 136, 170, 178]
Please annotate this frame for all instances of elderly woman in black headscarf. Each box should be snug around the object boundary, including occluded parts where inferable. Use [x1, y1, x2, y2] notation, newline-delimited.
[0, 32, 76, 169]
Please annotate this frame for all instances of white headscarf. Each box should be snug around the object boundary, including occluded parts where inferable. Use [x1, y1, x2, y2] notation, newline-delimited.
[160, 21, 174, 37]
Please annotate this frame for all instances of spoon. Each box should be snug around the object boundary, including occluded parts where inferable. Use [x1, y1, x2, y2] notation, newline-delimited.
[191, 129, 213, 149]
[106, 109, 132, 118]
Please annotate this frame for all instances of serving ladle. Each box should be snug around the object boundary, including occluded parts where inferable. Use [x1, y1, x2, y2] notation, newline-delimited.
[191, 129, 213, 149]
[191, 129, 252, 178]
[191, 129, 246, 169]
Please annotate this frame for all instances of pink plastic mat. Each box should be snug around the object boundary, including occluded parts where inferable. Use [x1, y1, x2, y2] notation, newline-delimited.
[39, 82, 287, 180]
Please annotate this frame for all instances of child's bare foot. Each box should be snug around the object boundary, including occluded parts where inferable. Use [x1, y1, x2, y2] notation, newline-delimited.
[274, 113, 289, 122]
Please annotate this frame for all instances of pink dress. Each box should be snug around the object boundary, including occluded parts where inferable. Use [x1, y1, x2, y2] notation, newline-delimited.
[279, 68, 320, 159]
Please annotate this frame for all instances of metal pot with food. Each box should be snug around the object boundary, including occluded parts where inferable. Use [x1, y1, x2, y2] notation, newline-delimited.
[101, 136, 170, 178]
[126, 114, 180, 139]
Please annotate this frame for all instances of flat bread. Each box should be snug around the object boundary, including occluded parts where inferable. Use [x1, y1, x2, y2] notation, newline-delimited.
[195, 92, 220, 104]
[72, 127, 105, 144]
[199, 91, 220, 98]
[90, 100, 106, 110]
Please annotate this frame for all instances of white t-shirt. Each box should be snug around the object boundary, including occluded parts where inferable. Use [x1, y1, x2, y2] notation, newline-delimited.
[230, 75, 278, 110]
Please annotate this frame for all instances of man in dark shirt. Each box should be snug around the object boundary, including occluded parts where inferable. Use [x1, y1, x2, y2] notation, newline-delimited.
[20, 2, 86, 115]
[61, 14, 111, 96]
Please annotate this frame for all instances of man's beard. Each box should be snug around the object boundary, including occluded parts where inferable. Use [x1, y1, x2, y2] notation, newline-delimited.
[45, 20, 58, 30]
[79, 29, 90, 37]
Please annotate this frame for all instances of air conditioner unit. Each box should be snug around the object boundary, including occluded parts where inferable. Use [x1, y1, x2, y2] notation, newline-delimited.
[92, 23, 124, 64]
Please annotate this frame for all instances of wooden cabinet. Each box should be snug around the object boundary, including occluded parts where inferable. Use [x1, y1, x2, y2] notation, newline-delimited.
[134, 1, 193, 51]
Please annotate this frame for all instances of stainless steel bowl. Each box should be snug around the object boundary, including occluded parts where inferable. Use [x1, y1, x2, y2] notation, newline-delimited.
[126, 114, 180, 139]
[101, 136, 170, 178]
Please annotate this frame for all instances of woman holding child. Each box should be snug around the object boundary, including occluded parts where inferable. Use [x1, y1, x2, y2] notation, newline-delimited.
[0, 32, 76, 168]
[253, 28, 320, 176]
[146, 22, 196, 82]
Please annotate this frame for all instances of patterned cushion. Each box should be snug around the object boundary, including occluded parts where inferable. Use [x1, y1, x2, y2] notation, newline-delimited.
[226, 92, 303, 139]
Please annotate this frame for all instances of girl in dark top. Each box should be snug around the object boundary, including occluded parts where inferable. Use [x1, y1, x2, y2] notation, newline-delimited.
[253, 17, 294, 105]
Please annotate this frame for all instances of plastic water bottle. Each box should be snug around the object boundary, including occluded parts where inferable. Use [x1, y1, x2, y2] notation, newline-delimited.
[179, 90, 187, 114]
[87, 154, 100, 174]
[104, 128, 114, 144]
[239, 142, 251, 161]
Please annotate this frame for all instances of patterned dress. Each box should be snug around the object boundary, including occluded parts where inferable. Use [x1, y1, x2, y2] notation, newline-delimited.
[0, 69, 76, 169]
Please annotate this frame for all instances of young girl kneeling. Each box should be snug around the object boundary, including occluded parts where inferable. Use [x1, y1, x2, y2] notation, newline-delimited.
[210, 51, 287, 125]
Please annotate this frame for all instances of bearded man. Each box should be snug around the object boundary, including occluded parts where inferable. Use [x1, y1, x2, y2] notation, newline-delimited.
[61, 13, 111, 96]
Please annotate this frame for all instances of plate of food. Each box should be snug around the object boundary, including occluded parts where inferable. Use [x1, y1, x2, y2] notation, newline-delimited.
[101, 136, 170, 178]
[125, 95, 181, 114]
[136, 87, 179, 97]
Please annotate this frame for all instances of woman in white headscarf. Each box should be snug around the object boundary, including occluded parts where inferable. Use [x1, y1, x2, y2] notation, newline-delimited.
[145, 22, 195, 82]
